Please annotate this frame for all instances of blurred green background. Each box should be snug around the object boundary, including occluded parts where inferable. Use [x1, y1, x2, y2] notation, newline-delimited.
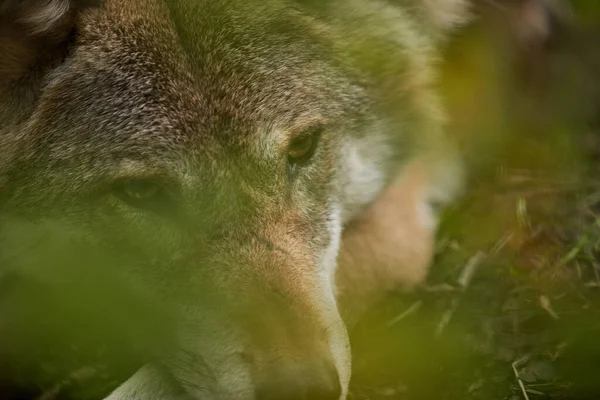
[3, 1, 600, 399]
[350, 1, 600, 399]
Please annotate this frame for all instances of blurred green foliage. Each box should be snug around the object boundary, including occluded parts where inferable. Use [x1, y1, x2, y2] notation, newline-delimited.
[350, 2, 600, 399]
[3, 1, 600, 400]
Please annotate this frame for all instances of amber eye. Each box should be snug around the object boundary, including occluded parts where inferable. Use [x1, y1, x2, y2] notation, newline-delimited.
[287, 127, 322, 165]
[112, 178, 166, 211]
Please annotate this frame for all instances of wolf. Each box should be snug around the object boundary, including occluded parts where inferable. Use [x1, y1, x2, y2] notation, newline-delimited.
[0, 0, 467, 399]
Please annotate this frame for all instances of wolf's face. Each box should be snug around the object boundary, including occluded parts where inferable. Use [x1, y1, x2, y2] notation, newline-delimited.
[0, 0, 465, 398]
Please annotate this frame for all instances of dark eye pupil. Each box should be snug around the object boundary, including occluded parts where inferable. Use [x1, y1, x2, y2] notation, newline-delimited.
[124, 180, 157, 200]
[114, 179, 161, 208]
[289, 136, 313, 160]
[287, 127, 322, 164]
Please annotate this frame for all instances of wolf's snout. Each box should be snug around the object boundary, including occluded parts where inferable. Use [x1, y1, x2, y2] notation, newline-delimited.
[254, 359, 341, 400]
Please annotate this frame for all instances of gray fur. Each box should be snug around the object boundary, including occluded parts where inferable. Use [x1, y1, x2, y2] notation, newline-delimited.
[0, 0, 466, 399]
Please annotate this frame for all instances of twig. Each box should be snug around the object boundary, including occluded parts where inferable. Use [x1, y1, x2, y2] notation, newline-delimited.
[539, 295, 560, 320]
[512, 355, 532, 400]
[435, 300, 457, 338]
[35, 367, 97, 400]
[490, 232, 513, 256]
[517, 197, 531, 229]
[436, 252, 486, 337]
[592, 261, 600, 285]
[386, 300, 423, 327]
[457, 252, 486, 289]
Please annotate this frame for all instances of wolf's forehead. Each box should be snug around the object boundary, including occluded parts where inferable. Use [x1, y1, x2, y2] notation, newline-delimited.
[90, 0, 344, 127]
[45, 0, 355, 180]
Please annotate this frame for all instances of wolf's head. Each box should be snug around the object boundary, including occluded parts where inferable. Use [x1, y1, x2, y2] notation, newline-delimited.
[0, 0, 466, 398]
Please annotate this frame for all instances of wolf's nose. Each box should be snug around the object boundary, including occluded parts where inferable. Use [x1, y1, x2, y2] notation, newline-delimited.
[255, 360, 341, 400]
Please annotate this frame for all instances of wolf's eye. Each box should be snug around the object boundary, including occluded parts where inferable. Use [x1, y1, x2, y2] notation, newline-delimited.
[112, 178, 167, 211]
[287, 127, 322, 165]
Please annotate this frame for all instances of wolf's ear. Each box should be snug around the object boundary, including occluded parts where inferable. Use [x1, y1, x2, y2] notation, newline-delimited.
[422, 0, 471, 33]
[0, 0, 103, 83]
[394, 0, 471, 39]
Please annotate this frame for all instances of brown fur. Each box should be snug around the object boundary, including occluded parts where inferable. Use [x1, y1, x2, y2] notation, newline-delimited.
[0, 0, 466, 398]
[337, 160, 438, 323]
